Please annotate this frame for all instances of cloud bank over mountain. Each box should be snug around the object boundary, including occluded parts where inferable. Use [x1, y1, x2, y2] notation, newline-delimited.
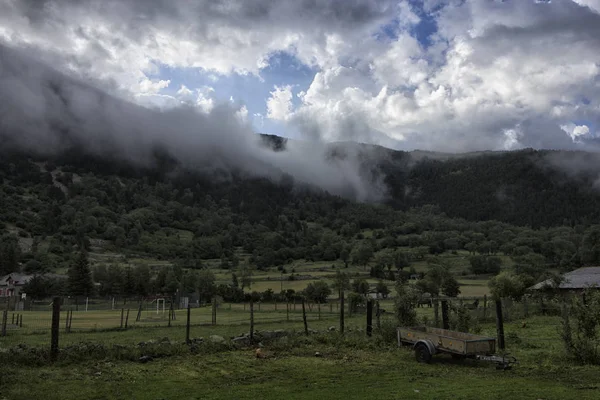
[2, 1, 600, 152]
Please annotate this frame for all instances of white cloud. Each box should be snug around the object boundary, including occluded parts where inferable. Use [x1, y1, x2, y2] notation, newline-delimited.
[0, 0, 397, 100]
[284, 0, 600, 151]
[2, 0, 600, 152]
[561, 123, 592, 141]
[267, 85, 293, 121]
[137, 78, 170, 95]
[194, 86, 215, 113]
[573, 0, 600, 13]
[574, 125, 591, 137]
[134, 93, 179, 109]
[236, 105, 248, 122]
[177, 85, 194, 97]
[503, 127, 524, 150]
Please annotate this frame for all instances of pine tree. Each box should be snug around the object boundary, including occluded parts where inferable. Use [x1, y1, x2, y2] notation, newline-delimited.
[68, 251, 94, 297]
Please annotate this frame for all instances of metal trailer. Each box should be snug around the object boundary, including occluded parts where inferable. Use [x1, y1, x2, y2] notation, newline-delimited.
[397, 326, 517, 370]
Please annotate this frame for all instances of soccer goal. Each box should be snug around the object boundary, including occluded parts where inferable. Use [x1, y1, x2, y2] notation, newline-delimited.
[150, 298, 166, 315]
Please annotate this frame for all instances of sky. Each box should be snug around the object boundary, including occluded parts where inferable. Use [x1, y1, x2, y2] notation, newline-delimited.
[1, 0, 600, 153]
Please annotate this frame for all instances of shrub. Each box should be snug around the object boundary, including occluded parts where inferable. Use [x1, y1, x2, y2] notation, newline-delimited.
[488, 271, 534, 301]
[394, 281, 420, 327]
[561, 290, 600, 364]
[377, 318, 399, 344]
[449, 303, 472, 333]
[348, 292, 365, 313]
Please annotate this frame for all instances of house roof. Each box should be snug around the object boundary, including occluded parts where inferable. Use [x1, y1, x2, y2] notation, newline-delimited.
[530, 267, 600, 290]
[0, 273, 34, 286]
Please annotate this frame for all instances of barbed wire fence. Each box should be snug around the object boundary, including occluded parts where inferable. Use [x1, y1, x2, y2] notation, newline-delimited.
[0, 296, 345, 343]
[1, 292, 573, 358]
[405, 294, 570, 352]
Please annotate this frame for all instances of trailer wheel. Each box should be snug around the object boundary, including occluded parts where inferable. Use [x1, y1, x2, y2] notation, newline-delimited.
[415, 344, 432, 364]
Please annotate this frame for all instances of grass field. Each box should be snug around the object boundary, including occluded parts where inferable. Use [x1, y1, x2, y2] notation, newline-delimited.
[456, 279, 490, 297]
[2, 246, 576, 399]
[2, 300, 401, 348]
[2, 303, 349, 337]
[1, 315, 599, 400]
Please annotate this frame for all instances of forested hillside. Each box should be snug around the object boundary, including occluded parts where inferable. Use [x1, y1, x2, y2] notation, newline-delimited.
[386, 149, 600, 227]
[2, 141, 600, 302]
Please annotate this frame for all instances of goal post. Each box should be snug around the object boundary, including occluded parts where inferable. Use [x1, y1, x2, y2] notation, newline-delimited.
[156, 298, 165, 315]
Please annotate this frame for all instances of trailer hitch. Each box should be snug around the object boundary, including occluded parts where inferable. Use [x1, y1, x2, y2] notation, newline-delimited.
[475, 354, 518, 370]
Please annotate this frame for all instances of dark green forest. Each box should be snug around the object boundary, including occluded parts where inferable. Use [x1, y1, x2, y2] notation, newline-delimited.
[2, 139, 600, 300]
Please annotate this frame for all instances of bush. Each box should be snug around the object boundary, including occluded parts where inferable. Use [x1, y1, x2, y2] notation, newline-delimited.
[348, 292, 365, 313]
[449, 303, 472, 333]
[377, 318, 399, 344]
[394, 281, 420, 327]
[488, 271, 531, 301]
[561, 290, 600, 364]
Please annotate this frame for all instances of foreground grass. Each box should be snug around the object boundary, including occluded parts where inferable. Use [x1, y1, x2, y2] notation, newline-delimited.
[2, 339, 599, 400]
[3, 313, 598, 399]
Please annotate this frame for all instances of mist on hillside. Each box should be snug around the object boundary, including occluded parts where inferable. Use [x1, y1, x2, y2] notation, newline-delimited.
[0, 44, 386, 202]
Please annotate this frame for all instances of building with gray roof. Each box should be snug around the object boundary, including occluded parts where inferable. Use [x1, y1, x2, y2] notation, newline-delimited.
[530, 267, 600, 291]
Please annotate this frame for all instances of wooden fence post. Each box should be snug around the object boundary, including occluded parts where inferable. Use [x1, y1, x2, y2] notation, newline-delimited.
[523, 296, 529, 318]
[51, 297, 60, 360]
[65, 310, 70, 333]
[483, 295, 488, 320]
[136, 303, 143, 322]
[250, 300, 255, 342]
[286, 302, 290, 321]
[1, 310, 7, 337]
[441, 300, 449, 330]
[540, 296, 546, 315]
[433, 299, 439, 328]
[125, 309, 130, 329]
[503, 299, 510, 321]
[212, 297, 217, 326]
[168, 306, 172, 327]
[120, 308, 124, 329]
[302, 299, 309, 336]
[495, 299, 505, 351]
[348, 295, 353, 318]
[376, 301, 381, 330]
[340, 289, 345, 335]
[366, 299, 373, 337]
[185, 304, 191, 344]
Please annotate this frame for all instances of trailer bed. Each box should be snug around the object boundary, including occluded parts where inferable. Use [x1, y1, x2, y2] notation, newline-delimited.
[397, 326, 516, 369]
[398, 326, 496, 355]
